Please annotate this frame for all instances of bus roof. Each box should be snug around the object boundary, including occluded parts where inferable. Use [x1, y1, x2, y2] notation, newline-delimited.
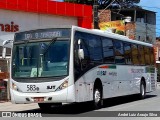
[16, 25, 73, 34]
[72, 26, 153, 47]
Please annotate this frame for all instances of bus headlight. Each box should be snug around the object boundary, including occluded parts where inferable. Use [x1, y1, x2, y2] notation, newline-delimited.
[12, 83, 18, 91]
[56, 80, 68, 91]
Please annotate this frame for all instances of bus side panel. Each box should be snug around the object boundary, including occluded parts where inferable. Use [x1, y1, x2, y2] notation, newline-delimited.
[116, 65, 133, 96]
[142, 67, 156, 93]
[66, 84, 76, 102]
[144, 73, 151, 93]
[101, 66, 118, 98]
[75, 78, 93, 102]
[74, 65, 156, 103]
[75, 68, 98, 102]
[10, 88, 16, 104]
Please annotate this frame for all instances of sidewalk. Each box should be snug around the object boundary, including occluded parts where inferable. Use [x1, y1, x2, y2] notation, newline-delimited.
[0, 102, 39, 111]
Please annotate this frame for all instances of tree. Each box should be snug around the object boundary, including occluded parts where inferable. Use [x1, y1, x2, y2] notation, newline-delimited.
[112, 0, 141, 9]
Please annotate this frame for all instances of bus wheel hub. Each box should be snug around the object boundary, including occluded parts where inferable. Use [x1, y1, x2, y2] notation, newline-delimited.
[95, 89, 100, 103]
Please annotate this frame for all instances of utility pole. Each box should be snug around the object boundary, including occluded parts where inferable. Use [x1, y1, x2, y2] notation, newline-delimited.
[93, 0, 99, 29]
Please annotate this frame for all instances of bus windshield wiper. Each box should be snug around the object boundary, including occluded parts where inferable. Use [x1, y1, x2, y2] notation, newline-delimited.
[42, 37, 58, 55]
[24, 40, 30, 46]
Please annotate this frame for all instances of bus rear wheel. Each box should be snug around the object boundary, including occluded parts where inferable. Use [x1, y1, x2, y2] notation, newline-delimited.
[38, 103, 62, 111]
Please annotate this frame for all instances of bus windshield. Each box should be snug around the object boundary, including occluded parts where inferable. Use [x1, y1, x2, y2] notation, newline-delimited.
[12, 39, 69, 78]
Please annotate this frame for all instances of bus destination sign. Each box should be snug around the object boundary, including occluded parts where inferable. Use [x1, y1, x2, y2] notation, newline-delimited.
[15, 28, 71, 41]
[24, 31, 62, 40]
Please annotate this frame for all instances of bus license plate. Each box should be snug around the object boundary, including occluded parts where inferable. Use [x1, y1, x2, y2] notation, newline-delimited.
[34, 97, 44, 102]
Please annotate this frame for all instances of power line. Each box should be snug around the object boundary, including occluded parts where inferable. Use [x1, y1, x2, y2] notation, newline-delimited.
[98, 0, 116, 16]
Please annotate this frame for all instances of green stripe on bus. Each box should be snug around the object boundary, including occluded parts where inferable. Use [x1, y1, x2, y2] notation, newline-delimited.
[145, 67, 155, 73]
[109, 65, 116, 69]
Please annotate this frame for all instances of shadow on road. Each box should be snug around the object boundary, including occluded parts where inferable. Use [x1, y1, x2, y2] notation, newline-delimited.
[19, 94, 157, 115]
[102, 94, 157, 108]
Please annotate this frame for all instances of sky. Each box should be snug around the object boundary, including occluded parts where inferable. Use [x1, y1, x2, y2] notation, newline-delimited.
[138, 0, 160, 37]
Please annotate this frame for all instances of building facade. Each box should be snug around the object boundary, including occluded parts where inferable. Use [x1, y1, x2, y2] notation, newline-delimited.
[0, 0, 93, 68]
[0, 0, 93, 100]
[98, 8, 156, 44]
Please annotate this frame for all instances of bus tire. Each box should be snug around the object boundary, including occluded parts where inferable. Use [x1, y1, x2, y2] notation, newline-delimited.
[93, 85, 103, 109]
[38, 103, 62, 111]
[139, 80, 146, 99]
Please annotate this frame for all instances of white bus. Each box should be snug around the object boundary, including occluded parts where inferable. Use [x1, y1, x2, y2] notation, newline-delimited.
[10, 26, 157, 110]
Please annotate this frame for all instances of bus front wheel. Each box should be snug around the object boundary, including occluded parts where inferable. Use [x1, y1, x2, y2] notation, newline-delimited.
[139, 80, 146, 99]
[93, 87, 103, 109]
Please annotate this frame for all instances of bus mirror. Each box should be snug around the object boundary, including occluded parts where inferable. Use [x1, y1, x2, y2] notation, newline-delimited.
[78, 39, 82, 49]
[78, 49, 84, 60]
[2, 47, 6, 59]
[78, 39, 84, 59]
[78, 39, 81, 45]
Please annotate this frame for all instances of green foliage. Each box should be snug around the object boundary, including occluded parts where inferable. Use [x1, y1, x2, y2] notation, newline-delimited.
[116, 30, 124, 35]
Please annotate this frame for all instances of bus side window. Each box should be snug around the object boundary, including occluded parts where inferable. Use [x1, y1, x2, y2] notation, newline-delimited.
[124, 43, 132, 65]
[131, 44, 139, 65]
[144, 47, 151, 65]
[102, 38, 115, 63]
[88, 35, 103, 62]
[138, 45, 145, 65]
[74, 38, 81, 79]
[80, 38, 91, 69]
[74, 31, 90, 72]
[113, 40, 125, 64]
[150, 47, 155, 65]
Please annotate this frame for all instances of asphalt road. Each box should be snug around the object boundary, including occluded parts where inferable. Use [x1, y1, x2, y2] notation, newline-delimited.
[1, 87, 160, 120]
[13, 88, 160, 116]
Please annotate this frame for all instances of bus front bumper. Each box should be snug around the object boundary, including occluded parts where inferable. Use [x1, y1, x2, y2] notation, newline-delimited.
[10, 85, 75, 104]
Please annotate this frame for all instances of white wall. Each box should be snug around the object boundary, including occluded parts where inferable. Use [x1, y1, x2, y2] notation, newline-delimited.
[0, 9, 77, 36]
